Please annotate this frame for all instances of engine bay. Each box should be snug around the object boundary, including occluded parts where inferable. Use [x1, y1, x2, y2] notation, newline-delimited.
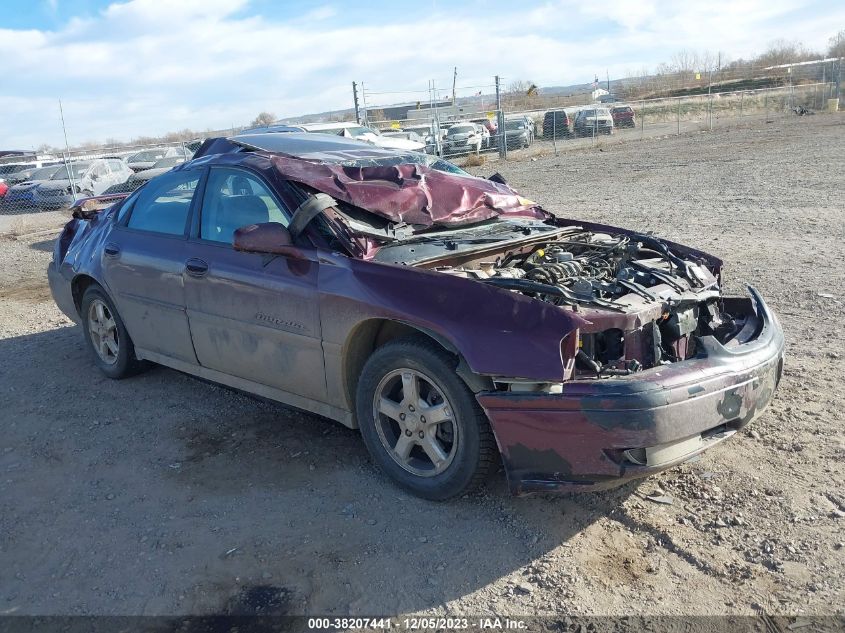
[435, 228, 756, 377]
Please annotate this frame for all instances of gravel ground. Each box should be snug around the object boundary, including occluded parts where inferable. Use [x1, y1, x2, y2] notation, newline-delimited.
[1, 114, 843, 619]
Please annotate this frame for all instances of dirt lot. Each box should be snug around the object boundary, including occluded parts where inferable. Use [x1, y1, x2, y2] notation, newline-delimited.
[1, 114, 843, 619]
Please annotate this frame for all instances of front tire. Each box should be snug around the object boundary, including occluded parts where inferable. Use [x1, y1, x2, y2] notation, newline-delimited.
[356, 337, 496, 500]
[80, 285, 146, 379]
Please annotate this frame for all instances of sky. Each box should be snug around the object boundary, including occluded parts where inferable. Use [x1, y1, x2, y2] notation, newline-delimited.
[1, 0, 843, 148]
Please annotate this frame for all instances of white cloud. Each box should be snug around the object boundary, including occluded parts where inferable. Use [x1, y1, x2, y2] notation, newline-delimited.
[301, 5, 337, 21]
[2, 0, 843, 148]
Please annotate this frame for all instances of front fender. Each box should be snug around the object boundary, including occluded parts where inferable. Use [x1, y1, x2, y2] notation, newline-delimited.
[319, 254, 588, 382]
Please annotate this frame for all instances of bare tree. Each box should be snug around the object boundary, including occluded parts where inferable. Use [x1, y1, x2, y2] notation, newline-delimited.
[829, 30, 845, 58]
[670, 49, 699, 75]
[755, 39, 820, 67]
[506, 79, 535, 95]
[250, 111, 277, 127]
[698, 50, 719, 73]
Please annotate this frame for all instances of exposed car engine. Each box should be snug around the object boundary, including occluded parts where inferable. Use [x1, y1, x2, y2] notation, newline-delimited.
[441, 229, 754, 376]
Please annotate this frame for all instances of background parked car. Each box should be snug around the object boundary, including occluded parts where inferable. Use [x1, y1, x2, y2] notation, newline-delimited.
[34, 158, 133, 209]
[1, 164, 63, 208]
[573, 107, 615, 136]
[402, 125, 439, 154]
[513, 115, 536, 141]
[611, 105, 636, 128]
[503, 119, 532, 149]
[300, 122, 426, 152]
[2, 164, 58, 187]
[126, 147, 189, 172]
[443, 123, 483, 155]
[0, 163, 38, 185]
[383, 130, 424, 145]
[477, 123, 492, 149]
[542, 109, 573, 139]
[127, 155, 188, 184]
[469, 117, 497, 148]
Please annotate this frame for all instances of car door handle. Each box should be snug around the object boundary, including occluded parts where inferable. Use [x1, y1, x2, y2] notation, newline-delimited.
[185, 258, 209, 277]
[104, 243, 120, 257]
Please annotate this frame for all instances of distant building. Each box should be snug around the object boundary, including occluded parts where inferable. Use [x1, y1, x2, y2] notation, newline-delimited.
[371, 100, 453, 123]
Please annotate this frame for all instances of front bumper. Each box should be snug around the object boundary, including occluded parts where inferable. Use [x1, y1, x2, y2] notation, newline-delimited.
[477, 288, 785, 495]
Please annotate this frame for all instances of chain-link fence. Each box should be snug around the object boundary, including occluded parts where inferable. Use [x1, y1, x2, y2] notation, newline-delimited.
[350, 58, 842, 167]
[2, 59, 841, 214]
[339, 82, 838, 171]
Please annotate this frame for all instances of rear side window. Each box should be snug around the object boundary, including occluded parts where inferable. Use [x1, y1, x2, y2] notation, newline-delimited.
[125, 171, 200, 236]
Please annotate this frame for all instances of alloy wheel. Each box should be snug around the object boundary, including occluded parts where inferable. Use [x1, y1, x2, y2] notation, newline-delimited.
[87, 298, 119, 365]
[372, 368, 459, 477]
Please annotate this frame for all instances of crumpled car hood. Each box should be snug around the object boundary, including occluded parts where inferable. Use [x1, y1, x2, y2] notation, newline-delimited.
[266, 154, 548, 227]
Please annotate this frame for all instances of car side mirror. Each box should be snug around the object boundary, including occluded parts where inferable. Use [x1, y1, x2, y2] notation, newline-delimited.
[232, 222, 306, 259]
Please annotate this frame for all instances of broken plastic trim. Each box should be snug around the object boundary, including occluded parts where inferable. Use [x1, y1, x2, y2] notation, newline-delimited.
[492, 379, 565, 394]
[622, 428, 737, 467]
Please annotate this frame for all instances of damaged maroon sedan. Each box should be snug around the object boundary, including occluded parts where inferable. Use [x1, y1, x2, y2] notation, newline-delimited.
[48, 133, 784, 499]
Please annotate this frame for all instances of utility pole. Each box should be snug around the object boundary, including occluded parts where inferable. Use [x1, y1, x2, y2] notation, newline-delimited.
[431, 79, 443, 156]
[352, 82, 361, 124]
[58, 99, 76, 194]
[452, 67, 457, 105]
[360, 82, 369, 127]
[495, 75, 506, 159]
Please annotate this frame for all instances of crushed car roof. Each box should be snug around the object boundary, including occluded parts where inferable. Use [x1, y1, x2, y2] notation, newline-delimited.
[192, 133, 548, 228]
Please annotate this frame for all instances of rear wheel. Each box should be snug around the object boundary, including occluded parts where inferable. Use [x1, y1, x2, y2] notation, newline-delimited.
[81, 285, 146, 379]
[356, 337, 496, 500]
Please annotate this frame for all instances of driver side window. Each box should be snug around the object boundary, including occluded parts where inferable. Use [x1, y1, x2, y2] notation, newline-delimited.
[199, 168, 290, 245]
